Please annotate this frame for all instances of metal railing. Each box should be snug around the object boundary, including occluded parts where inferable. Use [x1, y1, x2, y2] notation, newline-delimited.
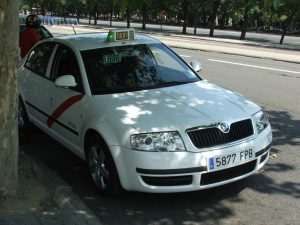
[19, 14, 78, 26]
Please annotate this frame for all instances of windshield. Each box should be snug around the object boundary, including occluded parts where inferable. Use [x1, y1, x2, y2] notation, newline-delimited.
[81, 43, 201, 94]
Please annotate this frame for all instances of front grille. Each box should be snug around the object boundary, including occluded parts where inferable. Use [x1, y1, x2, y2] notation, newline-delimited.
[200, 160, 257, 186]
[187, 119, 254, 149]
[141, 175, 193, 186]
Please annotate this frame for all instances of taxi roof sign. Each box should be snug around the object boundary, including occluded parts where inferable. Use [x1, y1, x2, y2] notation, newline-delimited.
[107, 28, 136, 42]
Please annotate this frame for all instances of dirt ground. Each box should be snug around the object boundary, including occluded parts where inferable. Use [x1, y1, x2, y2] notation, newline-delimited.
[0, 151, 56, 216]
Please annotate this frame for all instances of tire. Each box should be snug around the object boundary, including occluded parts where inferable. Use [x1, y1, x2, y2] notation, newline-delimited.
[86, 134, 123, 197]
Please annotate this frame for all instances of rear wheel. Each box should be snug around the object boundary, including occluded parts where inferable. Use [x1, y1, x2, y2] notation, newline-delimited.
[18, 98, 32, 143]
[86, 135, 123, 197]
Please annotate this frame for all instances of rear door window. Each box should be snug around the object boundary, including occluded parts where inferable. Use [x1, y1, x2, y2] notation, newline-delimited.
[25, 42, 56, 77]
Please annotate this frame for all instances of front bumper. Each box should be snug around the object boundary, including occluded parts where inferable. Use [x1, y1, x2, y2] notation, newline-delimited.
[110, 125, 272, 193]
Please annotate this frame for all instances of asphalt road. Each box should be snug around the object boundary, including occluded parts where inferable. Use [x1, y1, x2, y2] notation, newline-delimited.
[80, 19, 300, 48]
[46, 24, 300, 65]
[23, 47, 300, 225]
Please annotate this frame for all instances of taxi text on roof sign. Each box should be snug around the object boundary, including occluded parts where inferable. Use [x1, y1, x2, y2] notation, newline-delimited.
[107, 28, 136, 42]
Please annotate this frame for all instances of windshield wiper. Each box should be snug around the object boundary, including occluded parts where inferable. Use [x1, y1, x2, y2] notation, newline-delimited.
[159, 80, 191, 87]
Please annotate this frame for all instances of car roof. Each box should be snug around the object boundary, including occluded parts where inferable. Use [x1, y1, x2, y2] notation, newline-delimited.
[51, 32, 161, 51]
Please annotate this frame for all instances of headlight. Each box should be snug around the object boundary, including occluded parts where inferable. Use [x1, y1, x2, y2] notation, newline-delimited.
[130, 131, 186, 152]
[253, 111, 269, 134]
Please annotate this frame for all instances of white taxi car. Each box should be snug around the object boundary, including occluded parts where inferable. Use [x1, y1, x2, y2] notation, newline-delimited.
[19, 28, 272, 196]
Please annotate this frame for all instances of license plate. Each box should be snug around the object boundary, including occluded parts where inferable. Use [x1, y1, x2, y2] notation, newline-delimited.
[208, 148, 254, 172]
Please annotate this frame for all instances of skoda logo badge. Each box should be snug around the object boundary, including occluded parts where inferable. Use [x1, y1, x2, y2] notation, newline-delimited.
[219, 122, 230, 133]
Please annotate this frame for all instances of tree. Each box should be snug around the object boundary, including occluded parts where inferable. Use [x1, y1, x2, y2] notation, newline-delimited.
[190, 0, 205, 34]
[148, 0, 179, 30]
[109, 0, 114, 26]
[113, 0, 132, 28]
[0, 0, 19, 198]
[86, 0, 94, 24]
[262, 0, 279, 29]
[209, 0, 221, 37]
[219, 0, 235, 29]
[22, 0, 36, 14]
[112, 0, 129, 28]
[45, 0, 60, 15]
[113, 0, 147, 28]
[231, 0, 261, 40]
[277, 0, 300, 44]
[93, 0, 99, 25]
[64, 0, 87, 23]
[182, 0, 188, 34]
[263, 0, 300, 44]
[239, 0, 251, 40]
[126, 5, 130, 27]
[141, 1, 148, 30]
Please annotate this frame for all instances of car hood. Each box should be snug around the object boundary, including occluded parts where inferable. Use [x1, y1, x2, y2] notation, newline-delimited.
[93, 81, 260, 133]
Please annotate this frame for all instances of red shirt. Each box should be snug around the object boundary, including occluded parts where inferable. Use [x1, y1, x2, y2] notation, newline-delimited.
[20, 27, 40, 58]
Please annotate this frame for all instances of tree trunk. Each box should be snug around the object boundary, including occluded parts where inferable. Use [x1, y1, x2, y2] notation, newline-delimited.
[240, 28, 247, 40]
[220, 9, 227, 30]
[194, 14, 199, 35]
[93, 1, 98, 25]
[142, 2, 147, 30]
[76, 9, 80, 24]
[202, 7, 207, 28]
[182, 0, 188, 34]
[280, 13, 295, 45]
[0, 0, 19, 199]
[240, 0, 249, 40]
[110, 7, 113, 27]
[126, 6, 130, 28]
[209, 0, 220, 37]
[94, 12, 97, 25]
[280, 32, 286, 45]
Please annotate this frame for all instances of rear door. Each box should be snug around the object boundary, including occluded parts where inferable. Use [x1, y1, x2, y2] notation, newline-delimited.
[20, 42, 57, 129]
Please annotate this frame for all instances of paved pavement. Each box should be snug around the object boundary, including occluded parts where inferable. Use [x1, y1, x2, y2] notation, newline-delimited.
[0, 153, 102, 225]
[2, 21, 299, 225]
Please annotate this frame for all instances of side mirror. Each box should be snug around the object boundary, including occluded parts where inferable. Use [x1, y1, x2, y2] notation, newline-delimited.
[189, 60, 202, 73]
[55, 75, 77, 88]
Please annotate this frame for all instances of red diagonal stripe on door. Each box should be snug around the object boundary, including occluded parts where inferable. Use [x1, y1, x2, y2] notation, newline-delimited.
[47, 93, 84, 128]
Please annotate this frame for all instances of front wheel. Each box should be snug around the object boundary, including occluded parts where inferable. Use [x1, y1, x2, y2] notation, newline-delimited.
[86, 135, 123, 197]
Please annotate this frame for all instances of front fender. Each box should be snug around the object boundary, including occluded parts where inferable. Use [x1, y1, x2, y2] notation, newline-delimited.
[80, 103, 137, 151]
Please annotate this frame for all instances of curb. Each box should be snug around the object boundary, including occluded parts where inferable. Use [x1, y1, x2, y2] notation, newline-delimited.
[140, 30, 300, 51]
[163, 43, 300, 65]
[30, 155, 103, 225]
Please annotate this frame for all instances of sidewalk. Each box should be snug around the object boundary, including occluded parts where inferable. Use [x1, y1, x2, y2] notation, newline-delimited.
[46, 21, 300, 64]
[0, 151, 102, 225]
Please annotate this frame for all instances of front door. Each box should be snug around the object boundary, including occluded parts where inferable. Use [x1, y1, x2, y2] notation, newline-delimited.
[47, 44, 86, 155]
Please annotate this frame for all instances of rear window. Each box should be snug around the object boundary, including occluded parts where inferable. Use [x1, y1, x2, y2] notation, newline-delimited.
[25, 42, 56, 77]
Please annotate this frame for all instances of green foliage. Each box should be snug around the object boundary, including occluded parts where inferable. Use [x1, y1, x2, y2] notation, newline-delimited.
[19, 0, 299, 33]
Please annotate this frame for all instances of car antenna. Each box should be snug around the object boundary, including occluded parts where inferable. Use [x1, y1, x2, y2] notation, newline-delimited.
[72, 24, 77, 34]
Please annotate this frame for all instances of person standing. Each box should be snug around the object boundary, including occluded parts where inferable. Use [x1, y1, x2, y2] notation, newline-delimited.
[20, 15, 41, 58]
